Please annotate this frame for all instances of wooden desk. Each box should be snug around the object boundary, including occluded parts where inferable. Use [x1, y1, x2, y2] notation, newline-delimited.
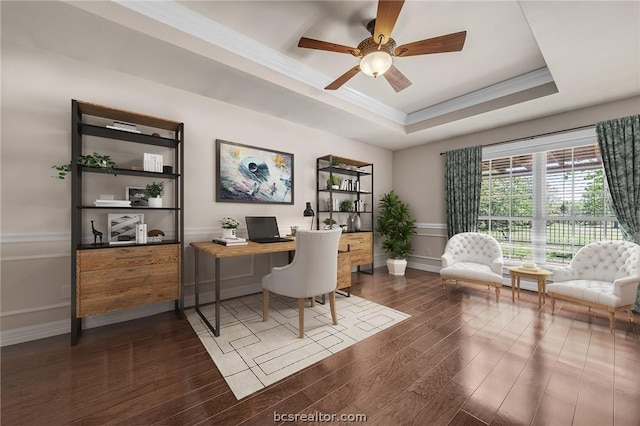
[190, 240, 350, 336]
[507, 266, 553, 308]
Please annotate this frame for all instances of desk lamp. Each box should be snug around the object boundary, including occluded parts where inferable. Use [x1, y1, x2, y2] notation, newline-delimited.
[303, 202, 315, 229]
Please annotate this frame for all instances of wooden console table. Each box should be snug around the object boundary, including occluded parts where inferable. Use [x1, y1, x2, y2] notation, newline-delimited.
[190, 240, 350, 336]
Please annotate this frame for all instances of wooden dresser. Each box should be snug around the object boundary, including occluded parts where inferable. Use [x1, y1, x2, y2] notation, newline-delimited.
[339, 232, 373, 269]
[76, 245, 180, 318]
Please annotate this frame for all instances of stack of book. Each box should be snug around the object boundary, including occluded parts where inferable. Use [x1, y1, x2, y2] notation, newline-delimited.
[93, 199, 131, 207]
[106, 121, 141, 133]
[143, 153, 163, 172]
[212, 236, 248, 246]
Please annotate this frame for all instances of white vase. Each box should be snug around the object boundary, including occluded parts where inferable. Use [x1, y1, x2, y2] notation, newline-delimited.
[387, 258, 407, 276]
[148, 197, 162, 208]
[354, 214, 361, 231]
[222, 228, 236, 238]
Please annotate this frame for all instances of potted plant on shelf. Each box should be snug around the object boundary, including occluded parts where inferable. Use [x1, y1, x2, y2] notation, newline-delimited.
[219, 216, 241, 238]
[339, 200, 354, 212]
[322, 217, 337, 229]
[326, 174, 340, 189]
[146, 181, 164, 208]
[52, 152, 117, 179]
[375, 190, 417, 276]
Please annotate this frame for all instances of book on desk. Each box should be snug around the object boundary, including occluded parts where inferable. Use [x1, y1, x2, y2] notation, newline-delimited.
[212, 236, 248, 246]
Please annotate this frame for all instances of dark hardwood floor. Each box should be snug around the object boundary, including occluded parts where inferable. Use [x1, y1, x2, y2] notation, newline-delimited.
[2, 269, 639, 425]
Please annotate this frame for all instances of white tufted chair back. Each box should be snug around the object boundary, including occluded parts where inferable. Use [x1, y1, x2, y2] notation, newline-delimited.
[569, 241, 640, 282]
[443, 232, 503, 273]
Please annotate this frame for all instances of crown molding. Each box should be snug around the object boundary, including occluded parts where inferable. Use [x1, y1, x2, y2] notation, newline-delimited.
[113, 1, 555, 133]
[406, 67, 554, 125]
[115, 0, 406, 124]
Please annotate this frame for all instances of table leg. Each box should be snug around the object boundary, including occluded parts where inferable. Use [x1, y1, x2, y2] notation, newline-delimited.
[511, 274, 516, 301]
[215, 258, 221, 336]
[517, 276, 521, 298]
[537, 277, 542, 308]
[194, 249, 220, 337]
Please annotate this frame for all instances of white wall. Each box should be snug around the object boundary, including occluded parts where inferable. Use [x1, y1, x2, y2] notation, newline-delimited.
[395, 95, 640, 272]
[0, 40, 393, 345]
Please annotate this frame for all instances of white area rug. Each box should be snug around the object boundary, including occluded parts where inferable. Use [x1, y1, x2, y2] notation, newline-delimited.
[187, 292, 410, 400]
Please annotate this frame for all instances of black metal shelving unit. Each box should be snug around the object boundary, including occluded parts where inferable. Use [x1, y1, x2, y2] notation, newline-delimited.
[70, 100, 184, 345]
[316, 155, 374, 273]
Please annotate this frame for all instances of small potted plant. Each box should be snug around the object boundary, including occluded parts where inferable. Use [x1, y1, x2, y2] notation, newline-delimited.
[375, 191, 417, 276]
[52, 152, 117, 180]
[219, 216, 241, 238]
[322, 217, 337, 229]
[146, 181, 164, 208]
[326, 174, 340, 189]
[339, 200, 354, 212]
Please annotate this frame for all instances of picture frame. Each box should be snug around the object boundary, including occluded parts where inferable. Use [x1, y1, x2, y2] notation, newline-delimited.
[216, 139, 293, 204]
[107, 213, 144, 242]
[125, 186, 149, 207]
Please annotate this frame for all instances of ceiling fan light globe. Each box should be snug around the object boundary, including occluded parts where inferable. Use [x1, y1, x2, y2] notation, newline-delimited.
[360, 51, 392, 77]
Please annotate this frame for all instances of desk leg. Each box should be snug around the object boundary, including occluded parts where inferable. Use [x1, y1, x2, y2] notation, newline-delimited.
[215, 258, 221, 336]
[511, 274, 516, 302]
[194, 250, 220, 337]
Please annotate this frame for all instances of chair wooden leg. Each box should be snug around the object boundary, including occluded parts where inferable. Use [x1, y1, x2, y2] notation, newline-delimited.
[628, 309, 634, 323]
[494, 285, 500, 302]
[329, 291, 337, 325]
[608, 310, 615, 333]
[298, 298, 305, 338]
[441, 278, 447, 294]
[262, 289, 269, 321]
[310, 297, 315, 307]
[550, 295, 556, 314]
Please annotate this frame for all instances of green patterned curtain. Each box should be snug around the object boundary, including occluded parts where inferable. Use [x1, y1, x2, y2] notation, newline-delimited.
[444, 146, 482, 239]
[596, 114, 640, 311]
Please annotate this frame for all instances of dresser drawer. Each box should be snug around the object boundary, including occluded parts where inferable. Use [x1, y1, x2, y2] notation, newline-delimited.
[337, 250, 351, 290]
[77, 245, 179, 271]
[340, 232, 372, 266]
[77, 280, 178, 318]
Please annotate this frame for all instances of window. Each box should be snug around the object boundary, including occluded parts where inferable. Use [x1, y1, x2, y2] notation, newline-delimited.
[478, 129, 621, 265]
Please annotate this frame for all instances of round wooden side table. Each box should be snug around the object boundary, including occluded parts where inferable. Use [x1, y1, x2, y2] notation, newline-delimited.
[507, 266, 553, 308]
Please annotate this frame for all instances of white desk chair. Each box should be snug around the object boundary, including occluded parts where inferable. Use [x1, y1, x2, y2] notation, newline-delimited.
[262, 228, 342, 338]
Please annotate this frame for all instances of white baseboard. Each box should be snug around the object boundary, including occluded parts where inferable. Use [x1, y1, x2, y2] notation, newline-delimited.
[0, 282, 263, 347]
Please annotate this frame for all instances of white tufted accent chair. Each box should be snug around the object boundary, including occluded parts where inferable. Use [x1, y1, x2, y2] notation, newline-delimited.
[440, 232, 504, 301]
[547, 240, 640, 333]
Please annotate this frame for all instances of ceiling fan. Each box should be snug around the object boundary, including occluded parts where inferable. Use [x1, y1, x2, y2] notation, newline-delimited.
[298, 0, 466, 92]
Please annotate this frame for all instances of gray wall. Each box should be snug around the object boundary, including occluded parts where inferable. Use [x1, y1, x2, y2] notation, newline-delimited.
[395, 96, 640, 272]
[0, 38, 393, 345]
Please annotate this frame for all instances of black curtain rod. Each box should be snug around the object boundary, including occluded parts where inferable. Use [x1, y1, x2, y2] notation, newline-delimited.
[439, 124, 595, 156]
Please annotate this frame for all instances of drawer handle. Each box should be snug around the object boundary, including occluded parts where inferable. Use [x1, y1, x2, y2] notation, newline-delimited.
[115, 255, 151, 260]
[116, 275, 152, 283]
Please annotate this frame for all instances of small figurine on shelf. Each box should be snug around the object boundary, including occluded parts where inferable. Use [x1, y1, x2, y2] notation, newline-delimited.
[90, 220, 103, 245]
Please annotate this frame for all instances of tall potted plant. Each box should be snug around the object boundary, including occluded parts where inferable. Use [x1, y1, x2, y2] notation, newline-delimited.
[375, 190, 416, 275]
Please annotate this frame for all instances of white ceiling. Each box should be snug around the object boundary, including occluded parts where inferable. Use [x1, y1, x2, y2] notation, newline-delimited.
[4, 1, 640, 150]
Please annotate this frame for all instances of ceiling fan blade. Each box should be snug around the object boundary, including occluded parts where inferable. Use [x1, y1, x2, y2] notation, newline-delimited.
[298, 37, 360, 56]
[325, 66, 361, 90]
[373, 0, 405, 44]
[384, 65, 412, 92]
[395, 31, 467, 57]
